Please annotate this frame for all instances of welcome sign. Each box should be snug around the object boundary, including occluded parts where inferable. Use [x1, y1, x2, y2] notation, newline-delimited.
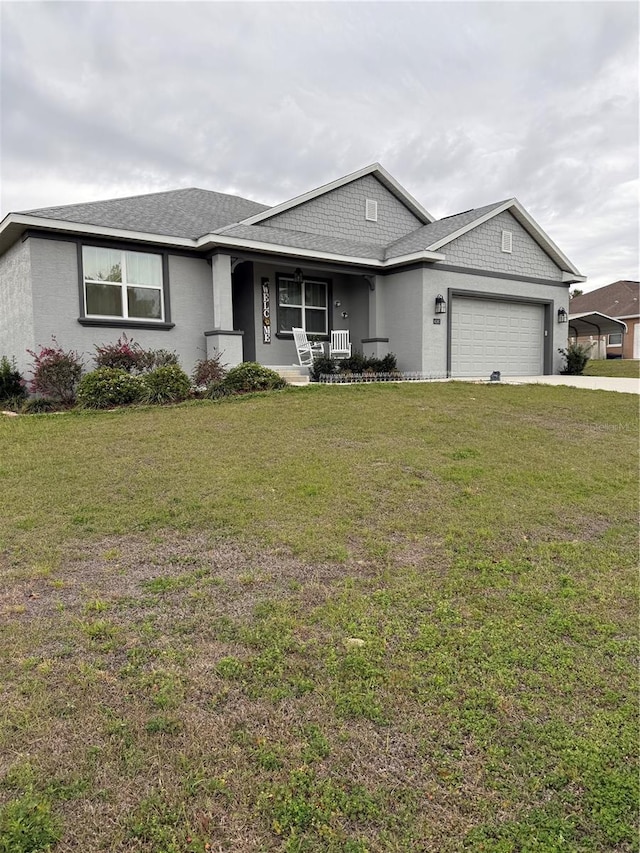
[261, 278, 271, 344]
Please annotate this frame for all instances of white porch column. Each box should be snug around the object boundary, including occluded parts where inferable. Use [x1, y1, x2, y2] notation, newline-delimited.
[212, 254, 233, 329]
[205, 253, 243, 366]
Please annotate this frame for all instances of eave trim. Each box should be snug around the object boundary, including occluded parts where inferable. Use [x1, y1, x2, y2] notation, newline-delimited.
[196, 233, 446, 268]
[0, 213, 196, 249]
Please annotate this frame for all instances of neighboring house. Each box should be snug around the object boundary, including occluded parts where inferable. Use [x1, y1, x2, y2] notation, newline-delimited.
[569, 281, 640, 359]
[0, 163, 585, 379]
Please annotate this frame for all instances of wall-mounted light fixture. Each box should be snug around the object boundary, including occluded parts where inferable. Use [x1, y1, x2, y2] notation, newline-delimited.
[557, 307, 568, 323]
[294, 268, 303, 285]
[435, 294, 446, 314]
[334, 300, 341, 307]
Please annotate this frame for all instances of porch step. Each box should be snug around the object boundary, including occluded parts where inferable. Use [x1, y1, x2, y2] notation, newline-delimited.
[267, 365, 310, 386]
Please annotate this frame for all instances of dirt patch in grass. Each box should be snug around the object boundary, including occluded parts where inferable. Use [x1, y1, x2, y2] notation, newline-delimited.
[0, 533, 369, 623]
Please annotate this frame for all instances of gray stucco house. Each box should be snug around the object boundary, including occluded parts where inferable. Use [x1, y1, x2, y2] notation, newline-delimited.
[0, 163, 586, 379]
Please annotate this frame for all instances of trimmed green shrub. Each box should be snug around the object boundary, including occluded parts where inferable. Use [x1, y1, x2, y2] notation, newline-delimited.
[222, 362, 286, 393]
[340, 352, 368, 374]
[141, 365, 191, 404]
[309, 356, 339, 382]
[0, 356, 27, 403]
[559, 342, 591, 375]
[192, 353, 227, 388]
[77, 367, 144, 409]
[309, 352, 398, 381]
[377, 353, 398, 373]
[27, 339, 83, 404]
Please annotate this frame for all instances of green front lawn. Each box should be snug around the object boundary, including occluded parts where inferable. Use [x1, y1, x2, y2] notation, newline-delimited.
[0, 383, 637, 852]
[584, 358, 640, 378]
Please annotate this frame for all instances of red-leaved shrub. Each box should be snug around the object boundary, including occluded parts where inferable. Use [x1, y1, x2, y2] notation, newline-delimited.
[192, 352, 227, 388]
[94, 334, 143, 373]
[27, 338, 84, 404]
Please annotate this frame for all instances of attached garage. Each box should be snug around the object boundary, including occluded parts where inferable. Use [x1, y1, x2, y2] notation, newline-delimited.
[450, 296, 546, 377]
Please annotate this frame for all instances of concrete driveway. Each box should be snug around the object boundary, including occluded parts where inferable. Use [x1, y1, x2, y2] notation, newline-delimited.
[496, 375, 640, 394]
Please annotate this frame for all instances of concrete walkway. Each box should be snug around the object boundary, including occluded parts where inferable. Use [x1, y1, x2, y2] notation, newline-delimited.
[496, 375, 640, 395]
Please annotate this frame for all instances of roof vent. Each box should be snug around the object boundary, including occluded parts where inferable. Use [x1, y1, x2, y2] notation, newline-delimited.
[501, 230, 513, 253]
[365, 199, 378, 222]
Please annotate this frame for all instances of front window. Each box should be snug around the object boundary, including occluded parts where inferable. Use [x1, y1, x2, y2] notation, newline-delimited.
[83, 246, 164, 321]
[608, 333, 622, 346]
[277, 275, 328, 335]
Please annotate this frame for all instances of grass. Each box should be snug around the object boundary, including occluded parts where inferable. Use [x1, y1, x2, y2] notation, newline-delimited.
[583, 359, 639, 378]
[0, 382, 637, 851]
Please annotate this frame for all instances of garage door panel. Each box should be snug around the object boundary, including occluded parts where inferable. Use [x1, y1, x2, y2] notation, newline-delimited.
[451, 297, 544, 377]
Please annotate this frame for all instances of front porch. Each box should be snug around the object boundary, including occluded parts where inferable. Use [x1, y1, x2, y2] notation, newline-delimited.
[228, 257, 385, 370]
[201, 250, 386, 385]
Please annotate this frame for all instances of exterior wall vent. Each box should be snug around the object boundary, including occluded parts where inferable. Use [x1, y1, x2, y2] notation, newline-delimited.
[365, 199, 378, 222]
[501, 230, 513, 253]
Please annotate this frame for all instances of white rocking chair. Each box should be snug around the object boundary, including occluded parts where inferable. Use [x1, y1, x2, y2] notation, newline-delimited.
[329, 329, 352, 360]
[292, 327, 324, 367]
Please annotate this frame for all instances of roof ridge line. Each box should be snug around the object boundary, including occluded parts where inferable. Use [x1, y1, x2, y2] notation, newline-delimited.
[435, 198, 512, 221]
[23, 186, 201, 213]
[23, 186, 269, 215]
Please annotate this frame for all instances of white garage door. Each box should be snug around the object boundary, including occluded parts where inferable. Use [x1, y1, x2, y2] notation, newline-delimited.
[451, 297, 545, 377]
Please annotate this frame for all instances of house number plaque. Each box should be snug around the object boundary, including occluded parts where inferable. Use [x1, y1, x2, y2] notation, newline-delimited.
[261, 278, 271, 344]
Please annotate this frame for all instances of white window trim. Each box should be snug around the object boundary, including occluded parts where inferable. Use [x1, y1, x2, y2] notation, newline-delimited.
[607, 333, 623, 346]
[501, 230, 513, 253]
[83, 246, 165, 322]
[277, 275, 329, 335]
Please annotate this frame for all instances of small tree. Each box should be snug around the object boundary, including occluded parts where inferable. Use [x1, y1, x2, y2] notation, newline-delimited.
[27, 339, 84, 404]
[558, 341, 591, 375]
[569, 288, 584, 299]
[0, 356, 27, 403]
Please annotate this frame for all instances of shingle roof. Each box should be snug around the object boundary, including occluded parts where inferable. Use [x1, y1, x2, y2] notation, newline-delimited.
[217, 223, 386, 260]
[384, 200, 508, 259]
[569, 281, 640, 318]
[23, 188, 270, 240]
[18, 184, 535, 267]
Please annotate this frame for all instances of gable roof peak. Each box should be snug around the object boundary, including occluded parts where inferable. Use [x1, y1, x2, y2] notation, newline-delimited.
[236, 162, 435, 228]
[429, 196, 582, 276]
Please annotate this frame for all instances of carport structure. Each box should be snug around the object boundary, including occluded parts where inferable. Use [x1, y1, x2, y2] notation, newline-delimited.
[568, 311, 628, 360]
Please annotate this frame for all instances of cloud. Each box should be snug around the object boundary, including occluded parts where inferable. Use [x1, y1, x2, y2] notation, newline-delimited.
[1, 0, 637, 289]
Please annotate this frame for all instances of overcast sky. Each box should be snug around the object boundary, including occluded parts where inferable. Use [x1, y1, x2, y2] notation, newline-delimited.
[1, 1, 638, 290]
